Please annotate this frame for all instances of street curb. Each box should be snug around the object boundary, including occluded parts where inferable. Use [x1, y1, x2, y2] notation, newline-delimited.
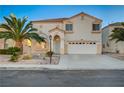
[1, 66, 124, 70]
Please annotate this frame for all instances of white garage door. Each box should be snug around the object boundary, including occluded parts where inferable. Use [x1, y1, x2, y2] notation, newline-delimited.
[67, 43, 97, 54]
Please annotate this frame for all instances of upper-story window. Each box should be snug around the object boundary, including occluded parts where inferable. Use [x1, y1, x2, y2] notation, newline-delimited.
[65, 24, 73, 31]
[81, 16, 84, 20]
[93, 24, 100, 31]
[39, 25, 42, 28]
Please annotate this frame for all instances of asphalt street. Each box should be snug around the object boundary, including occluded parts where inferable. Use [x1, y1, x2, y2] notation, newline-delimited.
[0, 70, 124, 87]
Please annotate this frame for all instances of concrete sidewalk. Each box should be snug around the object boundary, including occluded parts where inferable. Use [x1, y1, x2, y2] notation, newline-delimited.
[0, 54, 124, 70]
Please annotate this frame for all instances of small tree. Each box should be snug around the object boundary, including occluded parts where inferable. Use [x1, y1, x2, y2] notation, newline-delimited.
[8, 47, 21, 62]
[109, 23, 124, 43]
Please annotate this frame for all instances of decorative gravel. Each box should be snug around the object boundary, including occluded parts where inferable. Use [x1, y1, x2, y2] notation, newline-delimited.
[107, 53, 124, 61]
[0, 55, 60, 65]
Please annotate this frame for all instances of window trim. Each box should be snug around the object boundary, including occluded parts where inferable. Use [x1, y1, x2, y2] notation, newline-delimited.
[92, 24, 100, 31]
[65, 24, 73, 32]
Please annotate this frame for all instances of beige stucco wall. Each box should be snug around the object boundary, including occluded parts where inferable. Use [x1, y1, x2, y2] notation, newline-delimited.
[32, 15, 102, 54]
[64, 15, 101, 42]
[33, 22, 63, 35]
[33, 16, 101, 42]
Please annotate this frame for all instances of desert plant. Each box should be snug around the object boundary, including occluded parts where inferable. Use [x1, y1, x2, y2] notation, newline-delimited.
[7, 47, 21, 55]
[46, 51, 54, 57]
[0, 47, 20, 55]
[43, 57, 46, 60]
[23, 55, 32, 60]
[7, 47, 20, 62]
[0, 49, 9, 54]
[9, 53, 19, 62]
[109, 23, 124, 42]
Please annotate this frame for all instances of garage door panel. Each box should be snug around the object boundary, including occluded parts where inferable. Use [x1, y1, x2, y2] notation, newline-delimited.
[67, 44, 97, 54]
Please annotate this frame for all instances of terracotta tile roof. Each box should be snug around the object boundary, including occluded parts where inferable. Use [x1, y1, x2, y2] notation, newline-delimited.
[109, 22, 123, 26]
[32, 18, 68, 22]
[70, 12, 102, 21]
[102, 22, 124, 30]
[32, 12, 102, 23]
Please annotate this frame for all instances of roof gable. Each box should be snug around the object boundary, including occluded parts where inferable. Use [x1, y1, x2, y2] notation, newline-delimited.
[102, 22, 124, 30]
[49, 27, 65, 32]
[32, 12, 102, 23]
[69, 12, 102, 21]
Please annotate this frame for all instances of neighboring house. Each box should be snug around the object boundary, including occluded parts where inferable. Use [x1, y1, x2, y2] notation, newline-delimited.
[102, 22, 124, 54]
[0, 28, 5, 49]
[31, 12, 102, 54]
[0, 28, 17, 49]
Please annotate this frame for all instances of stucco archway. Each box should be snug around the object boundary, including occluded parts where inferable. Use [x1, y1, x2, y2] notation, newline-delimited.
[53, 35, 61, 54]
[49, 27, 65, 54]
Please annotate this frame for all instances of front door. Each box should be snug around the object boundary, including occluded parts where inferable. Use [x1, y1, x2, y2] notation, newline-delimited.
[53, 35, 60, 54]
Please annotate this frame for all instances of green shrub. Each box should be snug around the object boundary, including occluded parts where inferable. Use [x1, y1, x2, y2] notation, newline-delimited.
[0, 47, 21, 55]
[7, 47, 21, 55]
[9, 53, 19, 62]
[0, 49, 8, 54]
[43, 57, 46, 60]
[8, 47, 21, 62]
[46, 51, 54, 57]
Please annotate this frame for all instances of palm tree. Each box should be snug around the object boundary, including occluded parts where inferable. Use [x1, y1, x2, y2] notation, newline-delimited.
[0, 14, 45, 54]
[109, 23, 124, 43]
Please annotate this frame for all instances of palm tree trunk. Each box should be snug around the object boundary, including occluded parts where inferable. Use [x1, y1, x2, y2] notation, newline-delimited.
[15, 41, 23, 54]
[4, 39, 7, 49]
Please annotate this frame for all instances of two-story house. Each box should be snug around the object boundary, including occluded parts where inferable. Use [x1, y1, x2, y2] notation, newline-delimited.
[31, 12, 102, 54]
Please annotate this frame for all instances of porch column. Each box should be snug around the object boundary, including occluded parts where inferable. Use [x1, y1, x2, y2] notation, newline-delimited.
[60, 38, 64, 54]
[51, 36, 54, 52]
[97, 42, 102, 54]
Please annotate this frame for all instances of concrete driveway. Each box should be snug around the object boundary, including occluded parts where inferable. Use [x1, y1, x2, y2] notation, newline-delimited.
[58, 54, 124, 70]
[0, 54, 124, 70]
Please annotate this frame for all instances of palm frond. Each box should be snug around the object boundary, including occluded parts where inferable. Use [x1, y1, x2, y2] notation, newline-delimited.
[21, 21, 32, 35]
[109, 28, 124, 43]
[3, 16, 14, 28]
[0, 24, 15, 33]
[24, 32, 45, 43]
[19, 17, 27, 33]
[121, 22, 124, 27]
[0, 32, 15, 40]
